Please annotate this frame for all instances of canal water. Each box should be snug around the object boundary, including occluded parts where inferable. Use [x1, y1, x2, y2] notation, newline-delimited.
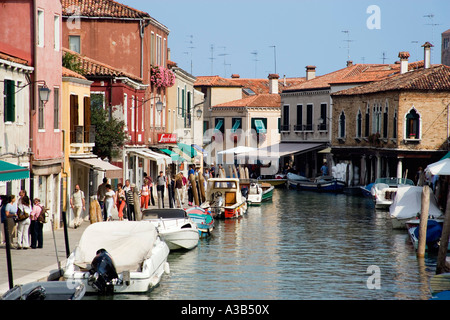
[95, 188, 438, 300]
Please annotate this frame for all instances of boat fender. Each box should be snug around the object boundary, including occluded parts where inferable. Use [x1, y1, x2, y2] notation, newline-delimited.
[164, 262, 171, 274]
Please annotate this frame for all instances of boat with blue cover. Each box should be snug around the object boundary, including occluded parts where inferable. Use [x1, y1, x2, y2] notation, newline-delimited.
[185, 206, 215, 238]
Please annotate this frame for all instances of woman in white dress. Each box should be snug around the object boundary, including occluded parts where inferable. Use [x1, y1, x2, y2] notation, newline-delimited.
[17, 195, 32, 249]
[104, 184, 116, 221]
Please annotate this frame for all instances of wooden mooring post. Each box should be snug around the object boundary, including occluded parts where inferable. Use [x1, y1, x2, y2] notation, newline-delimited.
[417, 185, 430, 258]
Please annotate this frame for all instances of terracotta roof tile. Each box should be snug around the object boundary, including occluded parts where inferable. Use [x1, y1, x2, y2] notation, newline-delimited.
[213, 94, 281, 108]
[62, 47, 143, 82]
[62, 66, 88, 80]
[331, 64, 450, 96]
[195, 76, 243, 87]
[230, 77, 306, 95]
[61, 0, 150, 19]
[0, 51, 29, 66]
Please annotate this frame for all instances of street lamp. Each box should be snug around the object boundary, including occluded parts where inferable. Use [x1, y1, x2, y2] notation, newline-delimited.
[156, 100, 164, 113]
[38, 84, 51, 104]
[195, 107, 202, 119]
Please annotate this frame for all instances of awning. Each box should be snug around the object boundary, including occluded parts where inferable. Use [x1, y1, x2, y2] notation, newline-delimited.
[231, 120, 241, 133]
[0, 160, 29, 182]
[214, 119, 223, 132]
[161, 148, 187, 162]
[237, 142, 325, 160]
[129, 148, 172, 166]
[254, 119, 266, 134]
[177, 142, 197, 158]
[73, 157, 122, 179]
[193, 144, 207, 157]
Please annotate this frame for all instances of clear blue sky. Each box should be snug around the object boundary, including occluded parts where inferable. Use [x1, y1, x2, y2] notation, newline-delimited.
[122, 0, 449, 79]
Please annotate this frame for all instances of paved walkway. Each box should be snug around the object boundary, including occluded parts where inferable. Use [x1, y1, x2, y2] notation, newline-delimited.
[0, 197, 181, 295]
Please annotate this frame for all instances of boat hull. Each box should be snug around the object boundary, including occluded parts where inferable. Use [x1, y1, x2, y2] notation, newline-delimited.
[288, 179, 345, 192]
[1, 281, 86, 300]
[63, 239, 170, 294]
[405, 219, 448, 251]
[160, 228, 200, 250]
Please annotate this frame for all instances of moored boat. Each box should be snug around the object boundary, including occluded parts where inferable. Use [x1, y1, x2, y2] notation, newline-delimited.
[185, 206, 215, 238]
[405, 218, 446, 251]
[201, 177, 247, 219]
[389, 185, 443, 229]
[63, 221, 170, 294]
[143, 208, 199, 251]
[287, 173, 346, 192]
[1, 281, 86, 300]
[370, 177, 414, 209]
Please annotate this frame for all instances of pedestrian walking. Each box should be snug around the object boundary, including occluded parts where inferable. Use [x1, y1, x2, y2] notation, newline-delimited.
[0, 195, 7, 245]
[181, 172, 187, 205]
[125, 182, 135, 221]
[16, 195, 31, 249]
[116, 183, 126, 221]
[156, 171, 166, 208]
[4, 195, 18, 248]
[104, 184, 116, 221]
[30, 198, 44, 248]
[70, 184, 86, 229]
[132, 184, 142, 220]
[174, 173, 183, 208]
[140, 180, 150, 209]
[146, 176, 155, 206]
[97, 177, 108, 221]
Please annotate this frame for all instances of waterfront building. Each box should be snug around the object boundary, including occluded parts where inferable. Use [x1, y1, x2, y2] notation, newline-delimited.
[280, 59, 424, 179]
[0, 0, 64, 228]
[61, 0, 173, 187]
[330, 46, 450, 186]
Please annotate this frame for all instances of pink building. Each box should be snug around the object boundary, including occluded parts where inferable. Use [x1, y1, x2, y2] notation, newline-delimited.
[0, 0, 63, 223]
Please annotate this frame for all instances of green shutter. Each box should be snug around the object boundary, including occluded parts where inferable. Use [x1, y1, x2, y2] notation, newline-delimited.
[4, 80, 15, 122]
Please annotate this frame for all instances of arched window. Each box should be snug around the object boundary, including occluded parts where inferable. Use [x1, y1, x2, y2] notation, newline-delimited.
[393, 109, 397, 139]
[365, 105, 370, 137]
[339, 111, 346, 138]
[383, 103, 388, 138]
[356, 109, 362, 138]
[405, 108, 420, 139]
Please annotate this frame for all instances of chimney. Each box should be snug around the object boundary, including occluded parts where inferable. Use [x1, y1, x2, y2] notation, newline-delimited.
[231, 74, 240, 78]
[346, 60, 353, 67]
[398, 51, 410, 74]
[268, 74, 279, 94]
[422, 41, 434, 69]
[305, 65, 316, 81]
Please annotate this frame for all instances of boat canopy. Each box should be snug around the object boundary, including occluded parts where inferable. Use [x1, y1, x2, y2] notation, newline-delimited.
[142, 208, 186, 219]
[374, 177, 414, 187]
[389, 186, 443, 220]
[73, 221, 157, 273]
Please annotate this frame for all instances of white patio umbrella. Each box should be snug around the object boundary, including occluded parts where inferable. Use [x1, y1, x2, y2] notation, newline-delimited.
[425, 158, 450, 176]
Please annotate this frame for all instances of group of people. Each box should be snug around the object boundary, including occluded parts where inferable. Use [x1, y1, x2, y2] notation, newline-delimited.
[0, 190, 45, 250]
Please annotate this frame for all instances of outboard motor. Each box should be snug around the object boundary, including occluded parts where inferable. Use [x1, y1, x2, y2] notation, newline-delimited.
[241, 187, 248, 199]
[88, 248, 119, 294]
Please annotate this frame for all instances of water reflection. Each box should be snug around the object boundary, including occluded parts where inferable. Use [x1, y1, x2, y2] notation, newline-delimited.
[87, 188, 437, 300]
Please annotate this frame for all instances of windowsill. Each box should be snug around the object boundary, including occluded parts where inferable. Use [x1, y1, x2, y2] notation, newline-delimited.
[337, 137, 346, 143]
[390, 138, 397, 144]
[404, 138, 421, 143]
[54, 129, 60, 133]
[38, 129, 46, 133]
[354, 137, 362, 142]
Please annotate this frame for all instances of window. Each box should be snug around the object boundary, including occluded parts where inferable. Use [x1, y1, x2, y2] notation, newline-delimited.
[231, 118, 242, 133]
[319, 103, 327, 130]
[393, 110, 398, 139]
[356, 109, 362, 138]
[372, 104, 382, 134]
[444, 38, 449, 50]
[282, 104, 289, 131]
[181, 88, 185, 117]
[306, 104, 313, 131]
[123, 93, 128, 131]
[38, 85, 45, 129]
[131, 96, 135, 131]
[365, 105, 370, 137]
[151, 32, 155, 65]
[3, 79, 15, 122]
[214, 118, 224, 134]
[339, 111, 346, 138]
[54, 15, 60, 51]
[69, 35, 80, 53]
[383, 103, 388, 138]
[295, 104, 303, 131]
[252, 118, 267, 134]
[37, 9, 44, 47]
[141, 98, 144, 131]
[405, 108, 420, 139]
[53, 87, 59, 129]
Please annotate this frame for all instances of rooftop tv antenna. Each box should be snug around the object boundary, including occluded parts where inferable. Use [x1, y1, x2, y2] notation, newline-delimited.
[269, 45, 277, 74]
[423, 14, 439, 63]
[186, 35, 195, 74]
[218, 46, 230, 77]
[209, 44, 216, 75]
[341, 30, 354, 62]
[251, 50, 259, 78]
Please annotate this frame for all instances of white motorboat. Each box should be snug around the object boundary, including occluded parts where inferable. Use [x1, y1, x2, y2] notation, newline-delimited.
[143, 208, 199, 251]
[389, 185, 443, 229]
[370, 177, 414, 209]
[63, 221, 170, 294]
[200, 178, 248, 219]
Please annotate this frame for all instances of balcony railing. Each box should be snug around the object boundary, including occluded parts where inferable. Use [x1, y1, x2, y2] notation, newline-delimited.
[280, 124, 290, 132]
